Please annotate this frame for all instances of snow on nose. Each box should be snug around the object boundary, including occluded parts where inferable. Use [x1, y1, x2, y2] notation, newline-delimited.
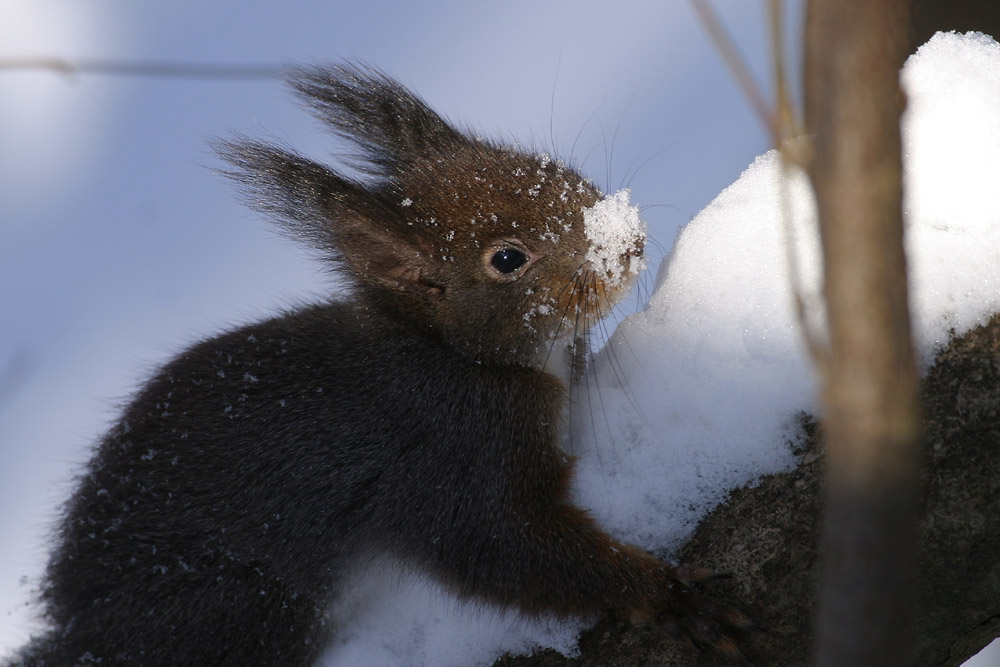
[582, 189, 647, 286]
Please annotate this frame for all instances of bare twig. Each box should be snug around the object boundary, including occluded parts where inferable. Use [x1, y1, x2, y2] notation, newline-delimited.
[0, 347, 38, 416]
[0, 58, 284, 80]
[690, 0, 778, 143]
[693, 1, 827, 368]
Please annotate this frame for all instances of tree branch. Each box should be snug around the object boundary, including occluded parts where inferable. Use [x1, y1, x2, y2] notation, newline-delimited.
[0, 58, 284, 79]
[803, 1, 922, 664]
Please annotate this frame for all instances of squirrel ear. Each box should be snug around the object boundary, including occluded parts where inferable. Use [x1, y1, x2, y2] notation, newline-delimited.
[217, 138, 440, 299]
[288, 64, 468, 176]
[335, 217, 443, 299]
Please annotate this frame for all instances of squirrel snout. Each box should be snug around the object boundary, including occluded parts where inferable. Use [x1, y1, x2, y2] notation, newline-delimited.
[628, 236, 646, 258]
[585, 235, 644, 281]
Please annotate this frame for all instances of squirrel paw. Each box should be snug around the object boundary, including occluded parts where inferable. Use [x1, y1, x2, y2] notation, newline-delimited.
[633, 566, 761, 663]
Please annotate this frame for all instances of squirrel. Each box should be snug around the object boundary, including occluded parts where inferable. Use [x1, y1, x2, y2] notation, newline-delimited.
[7, 64, 752, 666]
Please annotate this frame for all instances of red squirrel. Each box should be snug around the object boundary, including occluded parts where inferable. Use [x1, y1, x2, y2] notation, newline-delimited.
[8, 64, 751, 666]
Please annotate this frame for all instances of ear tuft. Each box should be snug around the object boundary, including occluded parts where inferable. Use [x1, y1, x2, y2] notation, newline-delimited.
[215, 137, 385, 257]
[216, 137, 438, 305]
[287, 63, 469, 177]
[216, 64, 480, 322]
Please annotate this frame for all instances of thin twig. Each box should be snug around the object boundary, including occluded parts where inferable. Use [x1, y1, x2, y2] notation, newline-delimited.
[0, 57, 285, 80]
[0, 347, 37, 416]
[690, 0, 778, 143]
[769, 0, 798, 148]
[768, 0, 829, 369]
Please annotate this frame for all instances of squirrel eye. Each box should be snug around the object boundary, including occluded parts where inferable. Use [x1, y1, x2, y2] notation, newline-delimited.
[490, 248, 528, 274]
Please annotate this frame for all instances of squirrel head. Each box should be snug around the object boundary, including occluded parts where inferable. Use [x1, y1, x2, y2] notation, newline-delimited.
[220, 64, 646, 368]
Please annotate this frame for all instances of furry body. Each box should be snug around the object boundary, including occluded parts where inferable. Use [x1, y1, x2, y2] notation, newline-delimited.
[8, 65, 746, 666]
[15, 303, 585, 664]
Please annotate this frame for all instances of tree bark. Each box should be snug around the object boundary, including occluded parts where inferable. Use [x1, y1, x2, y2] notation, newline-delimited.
[910, 0, 1000, 52]
[803, 1, 923, 665]
[498, 313, 1000, 667]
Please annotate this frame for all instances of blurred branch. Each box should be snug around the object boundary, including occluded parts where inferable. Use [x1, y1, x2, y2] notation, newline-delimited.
[0, 347, 38, 416]
[767, 0, 800, 146]
[689, 0, 778, 143]
[693, 1, 824, 369]
[0, 58, 285, 80]
[803, 1, 921, 666]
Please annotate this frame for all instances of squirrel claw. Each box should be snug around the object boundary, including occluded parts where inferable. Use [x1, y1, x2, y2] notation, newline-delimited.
[674, 565, 725, 583]
[651, 564, 761, 663]
[687, 625, 753, 665]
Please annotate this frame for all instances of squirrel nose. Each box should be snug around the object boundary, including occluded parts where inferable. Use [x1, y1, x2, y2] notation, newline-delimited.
[628, 237, 645, 258]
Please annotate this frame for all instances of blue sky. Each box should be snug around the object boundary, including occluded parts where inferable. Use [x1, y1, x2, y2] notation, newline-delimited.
[0, 0, 784, 651]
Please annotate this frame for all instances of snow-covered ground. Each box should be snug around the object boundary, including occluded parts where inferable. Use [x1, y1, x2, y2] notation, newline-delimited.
[1, 4, 997, 664]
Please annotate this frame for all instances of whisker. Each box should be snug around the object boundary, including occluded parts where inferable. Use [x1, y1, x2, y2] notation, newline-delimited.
[608, 302, 643, 368]
[587, 274, 624, 445]
[638, 271, 654, 311]
[622, 144, 672, 190]
[645, 234, 669, 256]
[558, 273, 593, 452]
[639, 202, 689, 215]
[570, 99, 606, 168]
[600, 313, 663, 442]
[548, 58, 561, 160]
[591, 279, 651, 423]
[608, 88, 635, 192]
[541, 275, 582, 372]
[599, 122, 611, 192]
[578, 142, 603, 180]
[577, 273, 609, 466]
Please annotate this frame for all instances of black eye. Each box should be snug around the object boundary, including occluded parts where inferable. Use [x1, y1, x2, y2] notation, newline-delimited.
[490, 247, 528, 274]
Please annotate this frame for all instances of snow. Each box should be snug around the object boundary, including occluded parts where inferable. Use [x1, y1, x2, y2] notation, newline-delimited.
[582, 188, 647, 286]
[315, 31, 1000, 666]
[317, 556, 585, 666]
[571, 150, 818, 552]
[901, 32, 1000, 361]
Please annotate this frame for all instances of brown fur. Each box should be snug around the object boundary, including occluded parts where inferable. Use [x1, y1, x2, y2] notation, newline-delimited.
[7, 65, 749, 666]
